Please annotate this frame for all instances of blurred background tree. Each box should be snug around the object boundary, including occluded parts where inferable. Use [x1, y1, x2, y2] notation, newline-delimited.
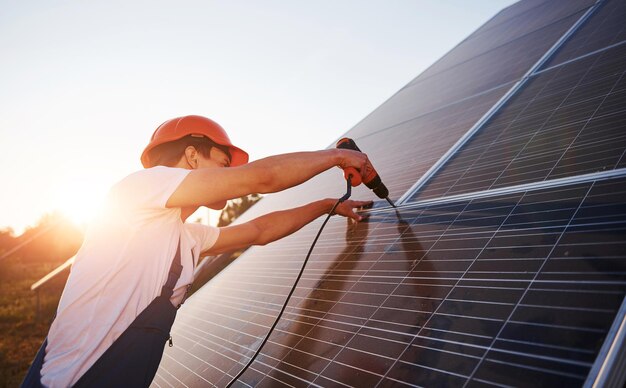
[217, 193, 262, 227]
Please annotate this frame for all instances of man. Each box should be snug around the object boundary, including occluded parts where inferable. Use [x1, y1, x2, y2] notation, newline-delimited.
[23, 115, 371, 387]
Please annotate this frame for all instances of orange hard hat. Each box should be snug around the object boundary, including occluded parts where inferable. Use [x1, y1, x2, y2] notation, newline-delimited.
[140, 115, 249, 168]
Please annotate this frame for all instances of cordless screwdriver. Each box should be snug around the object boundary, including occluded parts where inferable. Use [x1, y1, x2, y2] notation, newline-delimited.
[336, 137, 396, 208]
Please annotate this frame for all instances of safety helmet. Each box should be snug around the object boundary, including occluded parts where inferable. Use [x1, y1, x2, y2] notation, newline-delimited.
[140, 115, 249, 168]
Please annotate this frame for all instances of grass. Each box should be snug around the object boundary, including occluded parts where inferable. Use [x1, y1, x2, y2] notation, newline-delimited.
[0, 259, 66, 388]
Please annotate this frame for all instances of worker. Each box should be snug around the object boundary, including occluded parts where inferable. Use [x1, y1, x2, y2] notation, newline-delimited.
[22, 115, 371, 388]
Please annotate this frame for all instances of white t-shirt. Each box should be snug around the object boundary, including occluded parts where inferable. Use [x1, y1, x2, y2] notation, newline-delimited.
[40, 166, 220, 388]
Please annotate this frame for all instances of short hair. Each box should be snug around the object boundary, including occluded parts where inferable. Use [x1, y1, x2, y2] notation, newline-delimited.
[146, 135, 232, 168]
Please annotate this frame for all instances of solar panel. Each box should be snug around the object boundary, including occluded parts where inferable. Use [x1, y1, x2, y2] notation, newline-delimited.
[412, 41, 626, 201]
[543, 0, 626, 69]
[347, 87, 512, 200]
[411, 0, 595, 84]
[468, 0, 574, 42]
[152, 0, 626, 386]
[348, 9, 588, 140]
[155, 175, 626, 387]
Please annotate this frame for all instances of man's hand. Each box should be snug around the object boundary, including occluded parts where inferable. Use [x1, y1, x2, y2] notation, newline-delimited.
[337, 149, 369, 175]
[206, 198, 373, 255]
[333, 200, 373, 222]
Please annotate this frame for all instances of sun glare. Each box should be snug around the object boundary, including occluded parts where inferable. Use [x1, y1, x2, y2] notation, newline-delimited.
[53, 180, 107, 226]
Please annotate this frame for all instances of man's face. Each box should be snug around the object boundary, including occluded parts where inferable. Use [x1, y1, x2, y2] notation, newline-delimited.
[197, 147, 231, 169]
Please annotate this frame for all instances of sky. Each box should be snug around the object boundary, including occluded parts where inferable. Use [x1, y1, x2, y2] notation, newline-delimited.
[0, 0, 517, 234]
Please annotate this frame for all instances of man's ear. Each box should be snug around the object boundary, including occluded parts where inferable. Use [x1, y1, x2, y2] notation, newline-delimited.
[184, 146, 199, 168]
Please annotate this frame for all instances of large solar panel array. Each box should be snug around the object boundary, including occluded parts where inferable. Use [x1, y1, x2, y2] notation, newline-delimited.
[154, 0, 626, 386]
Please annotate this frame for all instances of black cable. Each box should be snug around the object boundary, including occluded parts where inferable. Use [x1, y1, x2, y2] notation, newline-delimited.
[225, 178, 353, 387]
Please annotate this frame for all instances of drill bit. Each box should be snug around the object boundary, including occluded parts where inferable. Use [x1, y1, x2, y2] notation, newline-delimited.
[385, 197, 397, 208]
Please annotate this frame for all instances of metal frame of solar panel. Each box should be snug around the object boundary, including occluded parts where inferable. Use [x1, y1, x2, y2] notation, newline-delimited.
[153, 0, 626, 387]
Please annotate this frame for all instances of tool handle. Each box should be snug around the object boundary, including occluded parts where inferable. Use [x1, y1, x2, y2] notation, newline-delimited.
[337, 138, 363, 187]
[342, 167, 362, 187]
[336, 137, 379, 187]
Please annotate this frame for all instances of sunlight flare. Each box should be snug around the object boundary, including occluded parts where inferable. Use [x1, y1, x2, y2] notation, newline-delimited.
[53, 179, 107, 226]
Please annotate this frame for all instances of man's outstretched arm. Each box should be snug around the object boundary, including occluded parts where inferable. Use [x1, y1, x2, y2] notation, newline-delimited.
[204, 199, 372, 255]
[167, 149, 368, 208]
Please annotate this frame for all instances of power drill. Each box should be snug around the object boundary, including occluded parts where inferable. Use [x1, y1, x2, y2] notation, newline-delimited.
[336, 137, 396, 208]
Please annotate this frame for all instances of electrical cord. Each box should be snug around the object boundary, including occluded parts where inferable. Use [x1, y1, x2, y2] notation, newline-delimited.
[225, 178, 353, 387]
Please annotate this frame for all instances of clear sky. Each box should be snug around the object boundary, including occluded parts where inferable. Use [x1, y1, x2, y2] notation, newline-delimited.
[0, 0, 517, 234]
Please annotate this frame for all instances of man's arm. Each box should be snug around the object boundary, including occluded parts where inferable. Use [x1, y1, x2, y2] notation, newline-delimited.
[204, 199, 372, 255]
[166, 149, 367, 208]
